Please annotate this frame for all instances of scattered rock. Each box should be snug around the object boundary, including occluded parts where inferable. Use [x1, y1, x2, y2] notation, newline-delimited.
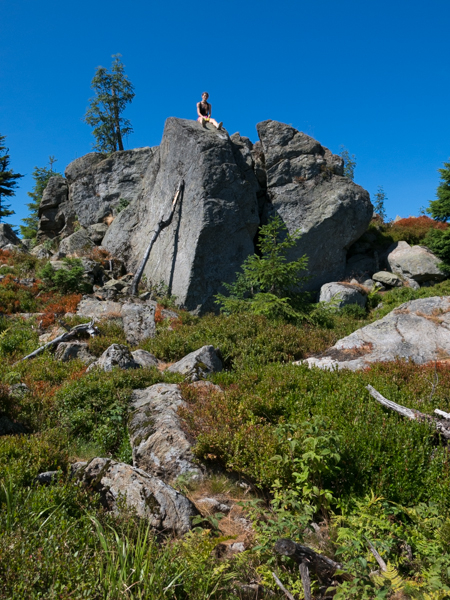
[8, 383, 30, 397]
[387, 241, 445, 283]
[129, 383, 203, 482]
[122, 302, 156, 345]
[77, 298, 123, 320]
[55, 341, 96, 364]
[196, 497, 231, 514]
[131, 349, 160, 368]
[166, 345, 223, 381]
[319, 282, 367, 309]
[77, 457, 198, 535]
[299, 296, 450, 371]
[87, 344, 140, 372]
[31, 243, 53, 259]
[57, 228, 95, 257]
[372, 271, 403, 287]
[87, 223, 109, 244]
[35, 471, 59, 485]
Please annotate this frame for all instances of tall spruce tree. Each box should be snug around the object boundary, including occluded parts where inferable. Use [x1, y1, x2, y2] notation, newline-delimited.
[0, 134, 23, 222]
[21, 156, 60, 239]
[427, 159, 450, 222]
[84, 54, 135, 153]
[373, 186, 387, 222]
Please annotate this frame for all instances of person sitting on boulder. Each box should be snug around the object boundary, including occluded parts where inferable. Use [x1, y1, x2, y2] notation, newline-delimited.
[197, 92, 223, 130]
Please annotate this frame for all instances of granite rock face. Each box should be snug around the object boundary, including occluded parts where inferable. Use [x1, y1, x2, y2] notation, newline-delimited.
[77, 457, 198, 535]
[300, 296, 450, 371]
[103, 118, 260, 313]
[37, 176, 72, 242]
[129, 383, 203, 483]
[387, 241, 445, 283]
[121, 301, 156, 345]
[256, 120, 373, 290]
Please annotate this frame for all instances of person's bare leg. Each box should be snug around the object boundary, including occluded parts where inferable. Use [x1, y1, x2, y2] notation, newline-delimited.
[209, 118, 223, 129]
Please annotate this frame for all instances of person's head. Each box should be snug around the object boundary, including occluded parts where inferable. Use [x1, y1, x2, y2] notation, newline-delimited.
[202, 92, 209, 101]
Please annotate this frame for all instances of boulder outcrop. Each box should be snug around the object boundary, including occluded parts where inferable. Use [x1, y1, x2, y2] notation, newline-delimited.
[77, 457, 198, 535]
[319, 282, 367, 309]
[87, 344, 140, 372]
[256, 120, 373, 290]
[129, 383, 203, 483]
[38, 118, 373, 312]
[165, 345, 223, 380]
[0, 223, 23, 250]
[299, 296, 450, 371]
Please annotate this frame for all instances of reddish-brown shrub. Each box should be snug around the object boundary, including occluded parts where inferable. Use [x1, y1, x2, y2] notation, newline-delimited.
[40, 293, 82, 328]
[389, 216, 448, 245]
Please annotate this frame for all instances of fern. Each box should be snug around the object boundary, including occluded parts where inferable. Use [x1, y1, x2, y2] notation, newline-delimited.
[372, 561, 404, 592]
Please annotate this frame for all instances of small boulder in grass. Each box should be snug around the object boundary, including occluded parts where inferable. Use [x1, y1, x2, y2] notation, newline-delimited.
[87, 344, 140, 372]
[165, 345, 223, 381]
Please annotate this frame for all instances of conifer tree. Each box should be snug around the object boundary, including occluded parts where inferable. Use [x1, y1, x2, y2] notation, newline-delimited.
[84, 54, 135, 153]
[0, 134, 23, 222]
[427, 159, 450, 222]
[339, 145, 357, 181]
[373, 186, 387, 222]
[21, 156, 60, 239]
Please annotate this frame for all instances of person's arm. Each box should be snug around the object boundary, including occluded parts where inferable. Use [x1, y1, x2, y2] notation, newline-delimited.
[207, 102, 211, 117]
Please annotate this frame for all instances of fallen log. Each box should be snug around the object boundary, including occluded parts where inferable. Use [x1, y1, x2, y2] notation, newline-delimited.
[130, 180, 184, 297]
[274, 538, 349, 585]
[14, 321, 99, 364]
[366, 385, 450, 440]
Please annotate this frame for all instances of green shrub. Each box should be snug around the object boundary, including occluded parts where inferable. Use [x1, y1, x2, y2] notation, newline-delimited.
[216, 215, 309, 320]
[38, 258, 92, 294]
[423, 227, 450, 272]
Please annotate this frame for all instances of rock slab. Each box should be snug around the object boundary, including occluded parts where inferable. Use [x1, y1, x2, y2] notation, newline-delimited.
[319, 282, 367, 309]
[87, 344, 140, 372]
[387, 241, 445, 283]
[78, 457, 198, 535]
[129, 383, 203, 483]
[300, 296, 450, 370]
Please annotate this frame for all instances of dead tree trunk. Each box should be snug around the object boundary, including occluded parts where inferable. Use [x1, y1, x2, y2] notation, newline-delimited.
[14, 321, 99, 364]
[366, 385, 450, 441]
[130, 180, 184, 297]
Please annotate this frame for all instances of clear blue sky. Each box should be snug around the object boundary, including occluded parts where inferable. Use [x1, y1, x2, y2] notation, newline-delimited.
[1, 0, 449, 229]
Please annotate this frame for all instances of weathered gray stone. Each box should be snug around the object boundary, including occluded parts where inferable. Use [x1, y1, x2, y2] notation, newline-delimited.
[37, 176, 73, 242]
[8, 383, 30, 397]
[131, 349, 160, 368]
[87, 344, 139, 372]
[122, 302, 156, 345]
[30, 243, 53, 259]
[0, 223, 23, 249]
[319, 282, 367, 309]
[35, 471, 59, 485]
[103, 118, 260, 314]
[299, 296, 450, 371]
[57, 229, 95, 257]
[129, 383, 203, 482]
[166, 345, 223, 380]
[55, 341, 96, 364]
[387, 241, 445, 283]
[256, 120, 373, 290]
[196, 497, 231, 514]
[77, 457, 198, 535]
[102, 278, 126, 291]
[87, 223, 109, 244]
[77, 298, 123, 319]
[66, 148, 154, 228]
[372, 271, 403, 287]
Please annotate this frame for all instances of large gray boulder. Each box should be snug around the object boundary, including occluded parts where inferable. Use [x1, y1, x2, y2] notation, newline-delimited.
[57, 228, 95, 257]
[387, 241, 445, 283]
[77, 298, 123, 319]
[55, 342, 96, 365]
[103, 118, 260, 313]
[165, 345, 223, 380]
[77, 457, 198, 535]
[299, 296, 450, 371]
[319, 282, 367, 309]
[256, 121, 373, 290]
[129, 383, 203, 482]
[0, 223, 23, 249]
